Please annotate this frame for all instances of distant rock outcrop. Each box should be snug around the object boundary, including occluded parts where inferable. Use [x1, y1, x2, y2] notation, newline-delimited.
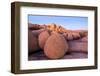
[46, 23, 67, 33]
[28, 23, 87, 40]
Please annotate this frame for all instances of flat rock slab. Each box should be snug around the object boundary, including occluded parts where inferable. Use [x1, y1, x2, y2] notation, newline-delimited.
[28, 51, 87, 60]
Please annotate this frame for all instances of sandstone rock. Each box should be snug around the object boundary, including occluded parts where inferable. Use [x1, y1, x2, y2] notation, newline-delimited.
[72, 32, 81, 40]
[63, 31, 81, 40]
[28, 23, 43, 30]
[28, 31, 39, 53]
[47, 23, 66, 33]
[74, 30, 88, 37]
[80, 32, 88, 37]
[81, 36, 88, 42]
[63, 32, 73, 40]
[32, 29, 45, 37]
[68, 38, 88, 53]
[44, 32, 68, 59]
[38, 30, 50, 49]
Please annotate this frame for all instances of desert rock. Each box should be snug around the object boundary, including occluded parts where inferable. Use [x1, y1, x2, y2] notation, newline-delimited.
[44, 32, 68, 59]
[28, 23, 43, 30]
[38, 30, 50, 49]
[63, 31, 81, 40]
[68, 38, 88, 53]
[28, 23, 87, 41]
[32, 29, 45, 37]
[47, 23, 66, 33]
[28, 31, 39, 53]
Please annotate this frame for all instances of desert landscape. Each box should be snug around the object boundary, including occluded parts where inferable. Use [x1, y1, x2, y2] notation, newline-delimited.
[28, 23, 88, 60]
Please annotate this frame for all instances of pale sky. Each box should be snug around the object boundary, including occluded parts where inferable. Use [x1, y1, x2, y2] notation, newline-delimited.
[28, 15, 88, 30]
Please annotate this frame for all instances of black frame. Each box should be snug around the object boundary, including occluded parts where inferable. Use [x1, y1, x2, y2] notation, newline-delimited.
[11, 2, 98, 74]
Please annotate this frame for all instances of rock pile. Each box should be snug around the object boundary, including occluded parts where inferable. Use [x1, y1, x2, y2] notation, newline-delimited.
[28, 23, 88, 59]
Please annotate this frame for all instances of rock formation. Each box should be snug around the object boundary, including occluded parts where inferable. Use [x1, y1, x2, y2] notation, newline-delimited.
[32, 29, 45, 37]
[28, 31, 40, 53]
[44, 32, 68, 59]
[38, 30, 50, 49]
[28, 23, 88, 59]
[29, 23, 87, 40]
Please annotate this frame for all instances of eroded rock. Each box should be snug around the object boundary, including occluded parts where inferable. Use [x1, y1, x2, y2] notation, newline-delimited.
[44, 32, 68, 59]
[28, 31, 39, 53]
[38, 30, 50, 49]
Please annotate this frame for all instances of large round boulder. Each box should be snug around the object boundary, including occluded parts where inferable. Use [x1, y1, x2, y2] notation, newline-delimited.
[38, 30, 50, 49]
[28, 31, 39, 53]
[44, 32, 68, 59]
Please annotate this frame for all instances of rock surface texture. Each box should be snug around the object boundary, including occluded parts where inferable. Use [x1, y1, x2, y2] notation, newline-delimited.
[28, 31, 39, 53]
[44, 32, 69, 59]
[38, 30, 50, 49]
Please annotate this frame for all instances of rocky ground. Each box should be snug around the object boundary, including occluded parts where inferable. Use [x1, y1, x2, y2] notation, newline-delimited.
[28, 23, 88, 60]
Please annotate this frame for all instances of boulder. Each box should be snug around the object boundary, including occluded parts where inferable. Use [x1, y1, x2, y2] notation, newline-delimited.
[62, 31, 81, 40]
[68, 36, 88, 53]
[44, 32, 68, 59]
[63, 32, 73, 40]
[38, 30, 50, 49]
[32, 29, 45, 37]
[28, 31, 39, 53]
[28, 23, 42, 30]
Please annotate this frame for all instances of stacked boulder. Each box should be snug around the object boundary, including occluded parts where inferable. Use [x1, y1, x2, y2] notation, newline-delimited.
[28, 23, 88, 59]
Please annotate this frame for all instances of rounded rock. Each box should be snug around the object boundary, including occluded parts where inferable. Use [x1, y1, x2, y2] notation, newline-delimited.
[28, 31, 39, 53]
[72, 32, 81, 40]
[63, 32, 73, 40]
[44, 32, 68, 59]
[38, 30, 50, 49]
[32, 29, 45, 37]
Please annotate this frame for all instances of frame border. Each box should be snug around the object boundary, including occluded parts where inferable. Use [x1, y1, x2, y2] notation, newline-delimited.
[11, 2, 98, 74]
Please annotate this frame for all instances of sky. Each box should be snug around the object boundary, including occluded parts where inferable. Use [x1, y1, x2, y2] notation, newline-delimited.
[28, 15, 88, 30]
